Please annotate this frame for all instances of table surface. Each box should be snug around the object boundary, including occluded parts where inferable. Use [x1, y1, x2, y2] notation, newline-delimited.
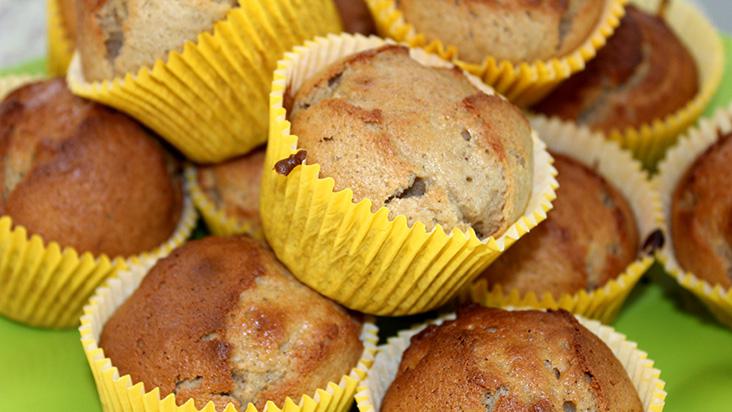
[1, 33, 732, 412]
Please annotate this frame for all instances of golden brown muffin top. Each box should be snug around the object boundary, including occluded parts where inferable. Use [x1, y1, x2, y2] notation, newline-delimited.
[334, 0, 376, 35]
[397, 0, 604, 63]
[0, 79, 182, 258]
[533, 6, 698, 133]
[289, 45, 533, 238]
[672, 132, 732, 289]
[77, 0, 238, 81]
[100, 236, 364, 410]
[382, 306, 643, 412]
[197, 147, 264, 228]
[478, 153, 639, 296]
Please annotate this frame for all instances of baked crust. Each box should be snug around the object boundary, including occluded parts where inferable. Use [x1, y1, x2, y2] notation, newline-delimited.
[289, 45, 533, 237]
[197, 147, 264, 230]
[58, 0, 77, 41]
[397, 0, 604, 63]
[335, 0, 375, 35]
[77, 0, 237, 81]
[100, 236, 364, 410]
[671, 132, 732, 289]
[533, 6, 699, 132]
[382, 306, 643, 412]
[0, 78, 182, 257]
[478, 153, 639, 296]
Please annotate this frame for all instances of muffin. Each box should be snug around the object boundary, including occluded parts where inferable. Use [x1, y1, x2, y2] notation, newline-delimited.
[289, 45, 533, 238]
[59, 0, 77, 43]
[76, 0, 238, 81]
[69, 0, 342, 164]
[100, 236, 364, 410]
[195, 148, 264, 237]
[670, 132, 732, 289]
[335, 0, 376, 35]
[263, 34, 557, 316]
[477, 153, 639, 296]
[0, 78, 182, 258]
[533, 5, 698, 134]
[396, 0, 605, 64]
[381, 306, 643, 411]
[657, 106, 732, 328]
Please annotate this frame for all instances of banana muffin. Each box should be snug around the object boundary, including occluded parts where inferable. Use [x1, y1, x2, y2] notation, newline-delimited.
[533, 5, 698, 133]
[382, 306, 643, 412]
[196, 148, 265, 235]
[100, 236, 364, 410]
[0, 78, 182, 258]
[77, 0, 238, 81]
[478, 153, 639, 296]
[334, 0, 375, 35]
[671, 132, 732, 289]
[396, 0, 605, 64]
[288, 45, 534, 238]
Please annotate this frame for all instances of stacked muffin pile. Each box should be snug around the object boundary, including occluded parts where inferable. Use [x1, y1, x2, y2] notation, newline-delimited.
[1, 0, 730, 410]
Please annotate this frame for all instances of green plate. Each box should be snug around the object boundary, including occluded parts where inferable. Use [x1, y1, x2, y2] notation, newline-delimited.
[2, 38, 732, 412]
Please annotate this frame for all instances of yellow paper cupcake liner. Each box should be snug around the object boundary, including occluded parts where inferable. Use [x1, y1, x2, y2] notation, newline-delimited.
[656, 103, 732, 329]
[467, 116, 663, 324]
[365, 0, 628, 107]
[355, 311, 667, 412]
[0, 73, 198, 329]
[0, 75, 44, 98]
[603, 0, 725, 169]
[47, 0, 75, 76]
[0, 196, 197, 329]
[79, 260, 379, 412]
[262, 33, 559, 316]
[66, 0, 342, 163]
[186, 166, 263, 239]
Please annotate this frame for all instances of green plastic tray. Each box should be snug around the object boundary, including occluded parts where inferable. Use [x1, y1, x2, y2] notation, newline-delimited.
[2, 38, 732, 411]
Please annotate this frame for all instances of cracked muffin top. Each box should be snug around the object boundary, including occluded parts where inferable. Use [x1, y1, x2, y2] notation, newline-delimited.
[334, 0, 376, 35]
[197, 147, 264, 234]
[396, 0, 605, 64]
[478, 153, 639, 296]
[100, 236, 364, 410]
[288, 45, 533, 238]
[77, 0, 238, 81]
[533, 6, 698, 132]
[382, 306, 642, 412]
[671, 132, 732, 289]
[0, 78, 182, 258]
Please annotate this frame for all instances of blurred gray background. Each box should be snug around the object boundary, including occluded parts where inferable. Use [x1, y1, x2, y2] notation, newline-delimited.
[0, 0, 730, 68]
